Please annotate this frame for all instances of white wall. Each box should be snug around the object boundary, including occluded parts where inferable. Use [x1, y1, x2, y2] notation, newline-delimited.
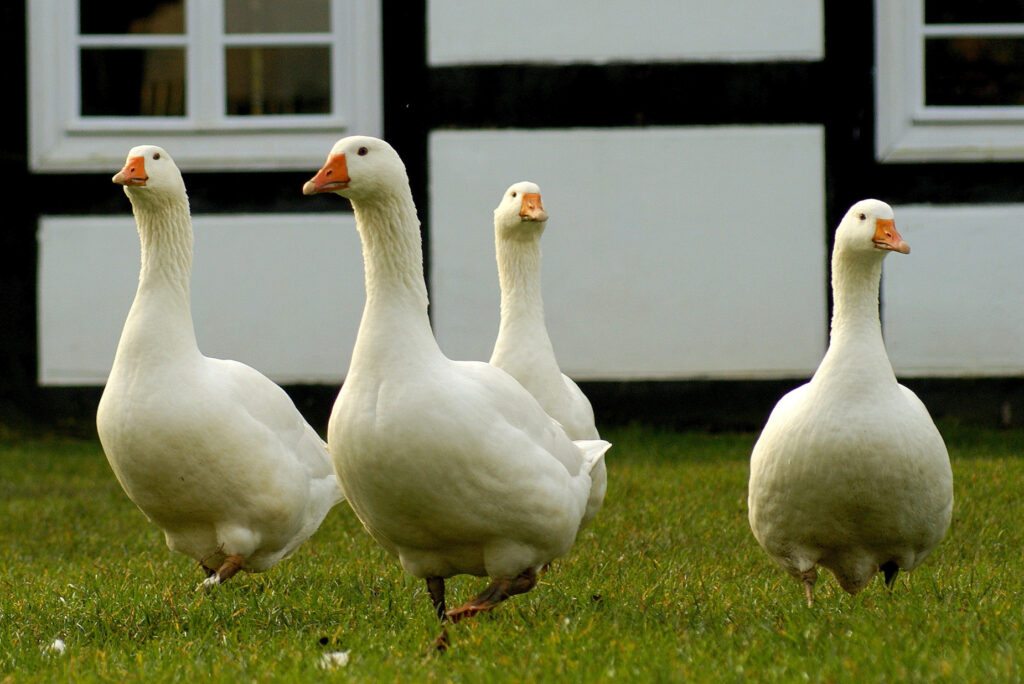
[38, 214, 364, 385]
[428, 0, 823, 65]
[883, 204, 1024, 376]
[429, 126, 828, 380]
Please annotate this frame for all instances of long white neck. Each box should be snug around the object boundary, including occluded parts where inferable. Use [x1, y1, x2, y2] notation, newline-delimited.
[119, 194, 199, 356]
[491, 232, 558, 369]
[349, 190, 440, 366]
[814, 246, 896, 386]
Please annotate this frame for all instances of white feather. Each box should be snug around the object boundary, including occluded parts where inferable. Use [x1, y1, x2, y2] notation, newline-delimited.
[315, 137, 610, 583]
[748, 199, 953, 598]
[97, 145, 343, 580]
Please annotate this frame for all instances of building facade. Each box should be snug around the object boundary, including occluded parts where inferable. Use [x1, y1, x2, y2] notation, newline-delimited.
[4, 1, 1023, 428]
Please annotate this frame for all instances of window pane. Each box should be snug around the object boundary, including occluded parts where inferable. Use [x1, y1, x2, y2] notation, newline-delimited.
[925, 1, 1024, 24]
[225, 47, 330, 115]
[80, 0, 184, 34]
[925, 38, 1024, 106]
[224, 0, 329, 33]
[80, 48, 186, 116]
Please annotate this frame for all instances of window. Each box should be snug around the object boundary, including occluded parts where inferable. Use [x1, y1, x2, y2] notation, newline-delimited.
[29, 0, 381, 171]
[877, 0, 1024, 161]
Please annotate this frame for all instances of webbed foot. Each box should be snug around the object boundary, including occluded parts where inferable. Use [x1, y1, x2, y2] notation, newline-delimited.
[446, 568, 538, 623]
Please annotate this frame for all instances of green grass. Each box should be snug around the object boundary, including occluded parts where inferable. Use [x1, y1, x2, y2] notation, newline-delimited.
[1, 422, 1023, 682]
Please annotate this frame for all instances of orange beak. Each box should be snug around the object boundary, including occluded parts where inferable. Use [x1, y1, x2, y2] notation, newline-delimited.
[519, 192, 548, 221]
[113, 156, 148, 186]
[303, 154, 350, 195]
[873, 218, 910, 254]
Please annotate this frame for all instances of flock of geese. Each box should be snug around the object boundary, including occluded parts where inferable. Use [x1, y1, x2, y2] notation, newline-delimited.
[94, 136, 954, 641]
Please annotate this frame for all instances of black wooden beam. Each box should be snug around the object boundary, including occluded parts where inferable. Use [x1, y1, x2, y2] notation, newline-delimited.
[381, 1, 431, 285]
[429, 62, 825, 129]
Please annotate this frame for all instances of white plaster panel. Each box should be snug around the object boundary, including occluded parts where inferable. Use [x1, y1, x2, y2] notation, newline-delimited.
[428, 126, 827, 380]
[882, 205, 1024, 376]
[38, 213, 364, 385]
[428, 0, 823, 65]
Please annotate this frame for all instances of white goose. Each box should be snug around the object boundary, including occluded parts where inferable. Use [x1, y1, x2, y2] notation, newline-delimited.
[97, 145, 344, 590]
[303, 137, 610, 623]
[748, 199, 953, 606]
[490, 182, 605, 525]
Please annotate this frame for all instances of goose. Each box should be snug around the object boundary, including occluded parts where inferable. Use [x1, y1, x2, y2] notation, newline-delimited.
[303, 136, 610, 624]
[490, 182, 605, 525]
[747, 199, 953, 606]
[97, 145, 344, 591]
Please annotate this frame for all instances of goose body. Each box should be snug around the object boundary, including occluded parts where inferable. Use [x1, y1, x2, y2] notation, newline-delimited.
[97, 145, 344, 588]
[490, 182, 600, 441]
[304, 137, 609, 621]
[489, 182, 605, 525]
[747, 199, 953, 604]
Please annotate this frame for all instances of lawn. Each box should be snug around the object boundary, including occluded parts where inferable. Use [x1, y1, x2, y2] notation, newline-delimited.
[1, 422, 1022, 682]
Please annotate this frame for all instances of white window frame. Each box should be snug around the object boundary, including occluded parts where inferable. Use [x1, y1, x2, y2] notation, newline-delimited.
[876, 0, 1024, 161]
[29, 0, 381, 171]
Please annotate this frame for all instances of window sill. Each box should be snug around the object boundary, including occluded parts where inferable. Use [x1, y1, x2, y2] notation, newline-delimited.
[31, 128, 372, 172]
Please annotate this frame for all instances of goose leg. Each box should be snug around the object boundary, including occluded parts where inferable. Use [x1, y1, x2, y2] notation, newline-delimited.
[446, 567, 538, 623]
[800, 568, 817, 607]
[426, 577, 446, 621]
[198, 554, 245, 592]
[198, 550, 220, 577]
[426, 577, 450, 652]
[880, 561, 899, 588]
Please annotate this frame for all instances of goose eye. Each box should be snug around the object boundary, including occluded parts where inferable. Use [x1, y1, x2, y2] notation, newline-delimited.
[858, 213, 866, 220]
[153, 153, 161, 160]
[357, 147, 368, 156]
[511, 192, 517, 198]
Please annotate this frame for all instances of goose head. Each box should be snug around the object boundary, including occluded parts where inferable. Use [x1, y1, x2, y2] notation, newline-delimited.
[112, 145, 186, 204]
[834, 199, 909, 258]
[494, 181, 548, 242]
[303, 136, 408, 203]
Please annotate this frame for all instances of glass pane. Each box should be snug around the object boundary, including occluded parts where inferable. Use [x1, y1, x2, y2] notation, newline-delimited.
[225, 47, 330, 115]
[80, 0, 184, 34]
[925, 38, 1024, 106]
[925, 1, 1024, 24]
[224, 0, 329, 33]
[80, 48, 186, 116]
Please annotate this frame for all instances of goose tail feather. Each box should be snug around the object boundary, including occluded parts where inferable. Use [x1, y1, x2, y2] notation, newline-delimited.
[573, 439, 611, 475]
